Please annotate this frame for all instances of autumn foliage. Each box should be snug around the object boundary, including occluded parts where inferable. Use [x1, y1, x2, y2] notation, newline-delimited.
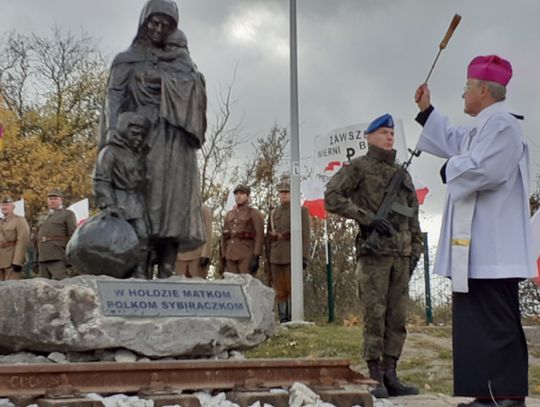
[0, 29, 106, 227]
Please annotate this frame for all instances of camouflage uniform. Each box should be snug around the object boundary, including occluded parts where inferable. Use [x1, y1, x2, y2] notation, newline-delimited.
[325, 144, 423, 361]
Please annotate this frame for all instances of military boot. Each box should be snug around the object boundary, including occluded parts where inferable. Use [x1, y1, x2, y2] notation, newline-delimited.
[277, 302, 288, 323]
[382, 355, 419, 396]
[366, 358, 389, 398]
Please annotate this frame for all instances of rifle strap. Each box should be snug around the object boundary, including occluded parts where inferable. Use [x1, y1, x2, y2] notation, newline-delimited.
[391, 201, 415, 217]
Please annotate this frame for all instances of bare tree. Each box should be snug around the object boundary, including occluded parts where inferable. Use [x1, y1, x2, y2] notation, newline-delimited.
[0, 33, 32, 121]
[242, 124, 289, 214]
[199, 72, 242, 205]
[0, 27, 106, 147]
[0, 28, 106, 226]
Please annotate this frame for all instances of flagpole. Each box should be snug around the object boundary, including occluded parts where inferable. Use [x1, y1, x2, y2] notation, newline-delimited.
[324, 219, 335, 322]
[289, 0, 304, 321]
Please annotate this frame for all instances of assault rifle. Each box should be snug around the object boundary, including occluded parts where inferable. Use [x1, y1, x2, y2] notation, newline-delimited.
[361, 148, 421, 255]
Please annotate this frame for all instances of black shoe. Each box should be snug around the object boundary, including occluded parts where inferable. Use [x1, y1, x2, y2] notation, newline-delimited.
[457, 399, 526, 407]
[384, 376, 419, 396]
[370, 382, 389, 399]
[366, 359, 389, 399]
[382, 355, 419, 396]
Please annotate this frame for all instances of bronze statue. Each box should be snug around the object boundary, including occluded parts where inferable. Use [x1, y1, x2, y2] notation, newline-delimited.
[94, 112, 151, 279]
[98, 0, 207, 278]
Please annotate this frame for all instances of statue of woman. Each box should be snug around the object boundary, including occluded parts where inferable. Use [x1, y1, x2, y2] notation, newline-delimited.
[99, 0, 207, 278]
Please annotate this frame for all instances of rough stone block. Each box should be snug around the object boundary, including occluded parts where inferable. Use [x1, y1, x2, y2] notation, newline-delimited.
[0, 274, 275, 358]
[142, 394, 201, 407]
[226, 390, 289, 407]
[37, 398, 104, 407]
[317, 389, 373, 407]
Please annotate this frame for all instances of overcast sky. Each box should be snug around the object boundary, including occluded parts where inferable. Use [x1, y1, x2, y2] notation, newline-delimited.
[2, 0, 540, 239]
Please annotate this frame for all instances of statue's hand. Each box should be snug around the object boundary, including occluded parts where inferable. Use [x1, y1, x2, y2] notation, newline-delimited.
[144, 69, 162, 92]
[106, 206, 125, 219]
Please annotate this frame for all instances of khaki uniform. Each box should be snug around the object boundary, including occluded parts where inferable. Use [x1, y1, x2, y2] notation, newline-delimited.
[266, 203, 310, 303]
[36, 208, 77, 280]
[176, 205, 213, 278]
[325, 144, 423, 361]
[0, 214, 30, 281]
[221, 204, 264, 274]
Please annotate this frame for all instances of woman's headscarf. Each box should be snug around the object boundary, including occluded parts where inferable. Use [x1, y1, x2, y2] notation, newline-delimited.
[135, 0, 179, 42]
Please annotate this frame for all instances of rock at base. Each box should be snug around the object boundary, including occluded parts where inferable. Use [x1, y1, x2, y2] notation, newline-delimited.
[0, 274, 275, 358]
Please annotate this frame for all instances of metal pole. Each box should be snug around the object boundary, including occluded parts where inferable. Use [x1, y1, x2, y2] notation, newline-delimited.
[422, 232, 433, 324]
[324, 220, 335, 323]
[289, 0, 304, 321]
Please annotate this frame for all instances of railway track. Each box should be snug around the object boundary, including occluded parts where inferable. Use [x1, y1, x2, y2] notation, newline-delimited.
[0, 358, 374, 406]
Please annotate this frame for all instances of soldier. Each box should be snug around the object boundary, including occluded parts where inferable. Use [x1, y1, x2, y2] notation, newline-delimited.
[220, 184, 264, 275]
[176, 204, 213, 279]
[266, 180, 310, 323]
[325, 113, 423, 399]
[36, 189, 77, 280]
[0, 196, 30, 281]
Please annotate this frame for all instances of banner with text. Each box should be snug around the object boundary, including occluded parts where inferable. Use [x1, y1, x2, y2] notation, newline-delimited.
[312, 119, 408, 184]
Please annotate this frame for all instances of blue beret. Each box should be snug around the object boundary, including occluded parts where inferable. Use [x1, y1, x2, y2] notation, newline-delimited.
[365, 114, 394, 134]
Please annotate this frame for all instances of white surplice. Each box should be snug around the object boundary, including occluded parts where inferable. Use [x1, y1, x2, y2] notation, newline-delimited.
[417, 102, 536, 292]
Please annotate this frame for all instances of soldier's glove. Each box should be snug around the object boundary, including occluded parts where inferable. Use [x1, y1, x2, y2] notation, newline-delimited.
[11, 264, 22, 272]
[368, 215, 394, 236]
[302, 257, 309, 270]
[199, 257, 210, 267]
[409, 255, 420, 276]
[249, 256, 260, 275]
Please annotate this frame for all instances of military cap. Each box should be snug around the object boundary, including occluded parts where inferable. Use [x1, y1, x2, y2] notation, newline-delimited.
[47, 188, 63, 197]
[277, 180, 290, 192]
[365, 113, 394, 134]
[0, 196, 14, 204]
[233, 184, 251, 195]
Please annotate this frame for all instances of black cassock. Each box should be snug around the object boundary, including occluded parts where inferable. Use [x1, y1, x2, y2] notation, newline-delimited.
[452, 278, 528, 398]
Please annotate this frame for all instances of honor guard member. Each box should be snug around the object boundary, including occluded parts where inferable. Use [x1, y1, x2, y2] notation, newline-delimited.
[36, 189, 77, 280]
[325, 114, 423, 399]
[0, 196, 30, 281]
[176, 204, 213, 278]
[221, 184, 264, 275]
[266, 180, 310, 322]
[415, 55, 532, 407]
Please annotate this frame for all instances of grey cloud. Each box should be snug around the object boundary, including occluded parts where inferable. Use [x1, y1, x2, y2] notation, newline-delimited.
[1, 0, 540, 236]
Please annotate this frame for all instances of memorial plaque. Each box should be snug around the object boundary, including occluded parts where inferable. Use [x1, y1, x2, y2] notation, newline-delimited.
[97, 281, 251, 318]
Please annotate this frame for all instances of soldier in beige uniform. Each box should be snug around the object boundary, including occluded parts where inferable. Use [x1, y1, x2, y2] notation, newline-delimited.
[176, 204, 213, 278]
[0, 196, 30, 281]
[36, 189, 77, 280]
[221, 184, 264, 275]
[266, 181, 310, 322]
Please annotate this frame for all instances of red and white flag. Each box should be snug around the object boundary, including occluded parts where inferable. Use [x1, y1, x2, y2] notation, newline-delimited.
[301, 178, 326, 219]
[68, 198, 89, 226]
[412, 177, 430, 205]
[224, 189, 236, 212]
